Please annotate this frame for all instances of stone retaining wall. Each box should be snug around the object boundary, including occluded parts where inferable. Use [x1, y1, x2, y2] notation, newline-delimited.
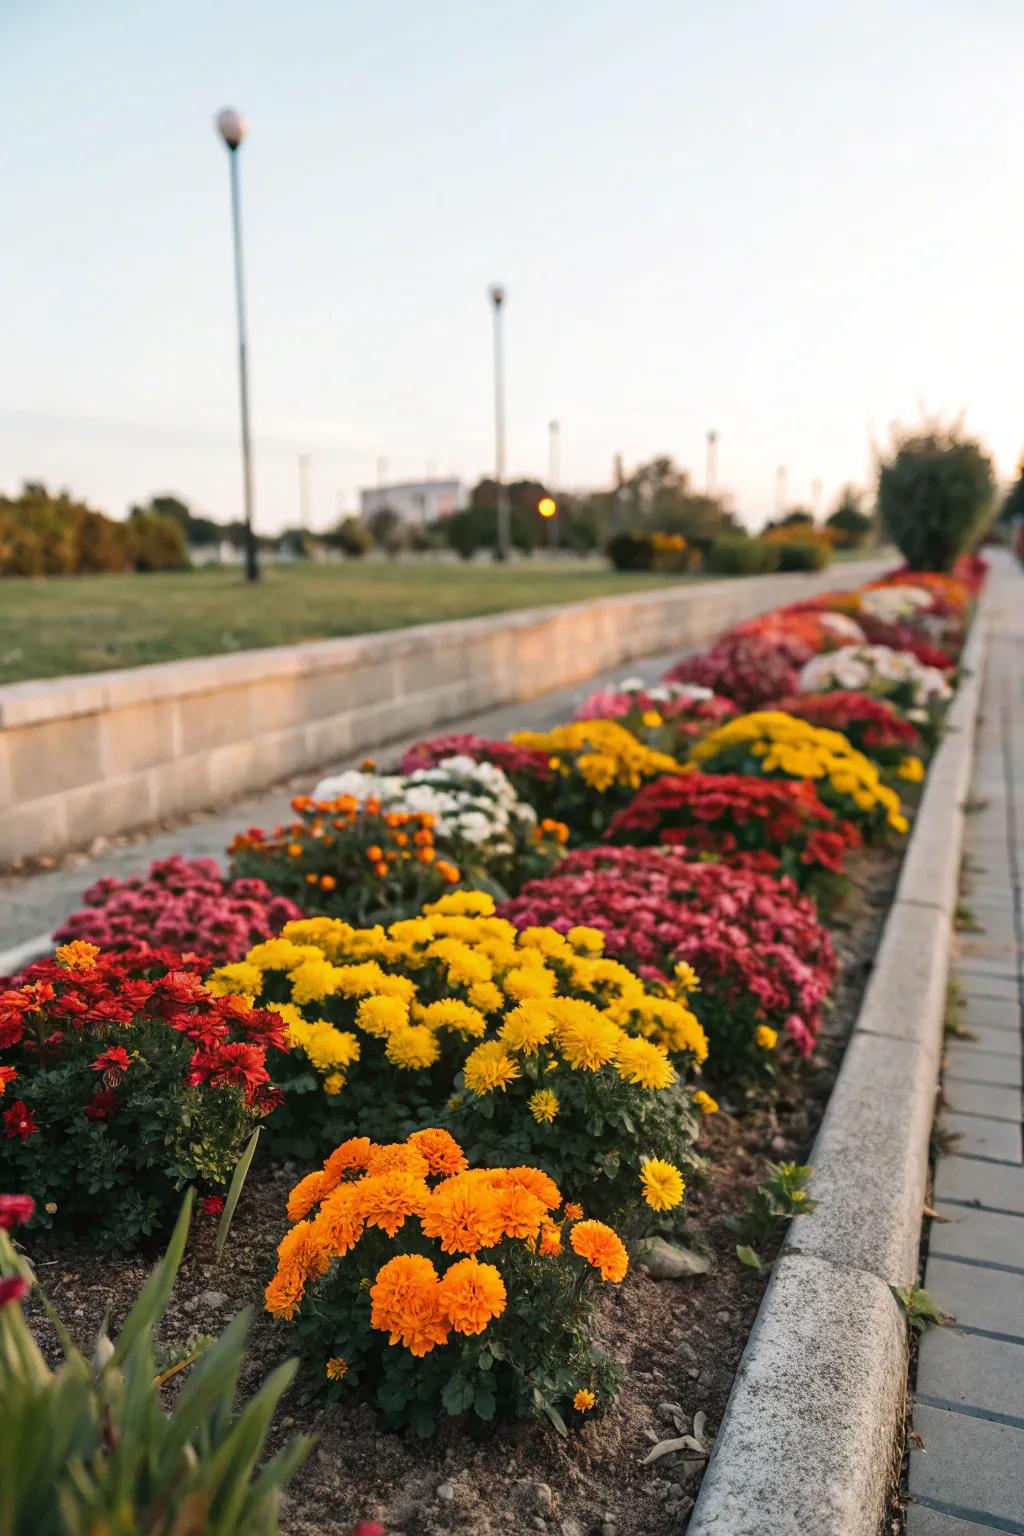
[0, 559, 886, 864]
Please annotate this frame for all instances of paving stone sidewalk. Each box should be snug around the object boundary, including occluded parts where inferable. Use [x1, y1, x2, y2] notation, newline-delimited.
[907, 552, 1024, 1536]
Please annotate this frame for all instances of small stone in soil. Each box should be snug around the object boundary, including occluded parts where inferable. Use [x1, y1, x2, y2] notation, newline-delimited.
[518, 1481, 553, 1516]
[436, 1482, 455, 1502]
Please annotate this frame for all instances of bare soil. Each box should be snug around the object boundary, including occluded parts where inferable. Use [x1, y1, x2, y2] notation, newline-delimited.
[19, 846, 901, 1536]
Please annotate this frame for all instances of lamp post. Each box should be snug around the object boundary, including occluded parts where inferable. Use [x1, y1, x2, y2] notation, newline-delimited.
[706, 429, 718, 497]
[488, 285, 509, 561]
[776, 464, 788, 518]
[547, 420, 560, 550]
[216, 106, 258, 583]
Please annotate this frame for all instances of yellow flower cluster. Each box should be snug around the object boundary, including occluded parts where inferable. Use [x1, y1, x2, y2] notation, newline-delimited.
[691, 710, 909, 834]
[210, 892, 707, 1095]
[510, 719, 681, 793]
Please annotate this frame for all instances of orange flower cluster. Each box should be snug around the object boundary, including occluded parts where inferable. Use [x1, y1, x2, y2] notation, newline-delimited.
[532, 818, 570, 846]
[265, 1127, 629, 1359]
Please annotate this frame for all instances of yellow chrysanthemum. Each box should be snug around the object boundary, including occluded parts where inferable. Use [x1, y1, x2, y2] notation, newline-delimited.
[573, 1388, 596, 1412]
[640, 1158, 685, 1211]
[325, 1356, 348, 1381]
[500, 1001, 556, 1054]
[206, 960, 264, 998]
[463, 1040, 521, 1095]
[898, 755, 925, 782]
[614, 1035, 676, 1090]
[693, 1089, 719, 1116]
[356, 994, 409, 1038]
[385, 1023, 441, 1071]
[528, 1088, 560, 1124]
[756, 1024, 778, 1050]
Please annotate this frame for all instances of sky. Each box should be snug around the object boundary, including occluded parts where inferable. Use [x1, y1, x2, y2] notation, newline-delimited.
[2, 0, 1023, 533]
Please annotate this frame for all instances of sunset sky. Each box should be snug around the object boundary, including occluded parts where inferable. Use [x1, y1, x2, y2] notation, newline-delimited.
[2, 0, 1022, 531]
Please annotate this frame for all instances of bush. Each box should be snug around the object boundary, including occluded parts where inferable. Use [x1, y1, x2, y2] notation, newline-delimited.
[689, 710, 908, 841]
[209, 891, 707, 1219]
[705, 535, 780, 576]
[54, 855, 302, 963]
[308, 757, 568, 899]
[663, 631, 813, 710]
[827, 491, 874, 549]
[771, 691, 921, 768]
[500, 846, 837, 1076]
[264, 1130, 628, 1436]
[606, 531, 652, 571]
[0, 943, 285, 1249]
[774, 538, 830, 572]
[328, 516, 373, 557]
[877, 423, 996, 572]
[609, 771, 860, 892]
[0, 483, 133, 577]
[0, 1194, 312, 1533]
[229, 793, 463, 924]
[127, 507, 190, 570]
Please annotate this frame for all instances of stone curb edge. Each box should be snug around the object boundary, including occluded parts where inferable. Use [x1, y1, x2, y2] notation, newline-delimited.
[687, 594, 991, 1536]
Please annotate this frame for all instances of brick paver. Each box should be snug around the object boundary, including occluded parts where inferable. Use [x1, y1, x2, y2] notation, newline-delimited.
[907, 552, 1024, 1534]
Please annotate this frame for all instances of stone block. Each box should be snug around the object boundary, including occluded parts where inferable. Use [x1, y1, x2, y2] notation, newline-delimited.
[931, 1202, 1024, 1269]
[99, 698, 181, 776]
[5, 712, 105, 803]
[923, 1257, 1024, 1336]
[0, 797, 69, 864]
[907, 1507, 1008, 1536]
[916, 1326, 1024, 1419]
[177, 685, 256, 756]
[791, 1033, 935, 1285]
[64, 774, 156, 845]
[688, 1253, 906, 1536]
[941, 1112, 1022, 1162]
[935, 1155, 1024, 1215]
[954, 971, 1021, 1002]
[944, 1044, 1022, 1089]
[909, 1403, 1024, 1525]
[943, 1080, 1022, 1123]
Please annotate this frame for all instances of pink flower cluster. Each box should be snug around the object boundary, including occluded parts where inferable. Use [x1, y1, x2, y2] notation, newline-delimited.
[500, 844, 836, 1070]
[663, 631, 814, 710]
[54, 855, 302, 965]
[399, 733, 552, 780]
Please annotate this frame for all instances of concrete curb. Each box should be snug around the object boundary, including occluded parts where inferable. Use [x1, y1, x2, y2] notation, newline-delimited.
[688, 594, 991, 1536]
[0, 931, 52, 978]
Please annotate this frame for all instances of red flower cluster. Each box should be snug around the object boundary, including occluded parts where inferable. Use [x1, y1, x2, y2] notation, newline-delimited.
[854, 615, 957, 670]
[663, 631, 814, 711]
[771, 691, 920, 761]
[729, 609, 851, 654]
[500, 845, 836, 1067]
[54, 855, 302, 965]
[609, 771, 860, 884]
[399, 733, 553, 781]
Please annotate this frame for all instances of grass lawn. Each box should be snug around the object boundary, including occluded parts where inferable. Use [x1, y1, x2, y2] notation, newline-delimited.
[0, 560, 702, 685]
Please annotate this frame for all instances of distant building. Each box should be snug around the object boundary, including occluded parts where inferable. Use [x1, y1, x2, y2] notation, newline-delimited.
[359, 478, 467, 524]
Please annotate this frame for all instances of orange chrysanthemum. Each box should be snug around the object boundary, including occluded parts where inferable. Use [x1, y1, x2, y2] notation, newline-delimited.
[408, 1126, 469, 1176]
[420, 1174, 505, 1254]
[370, 1253, 451, 1357]
[438, 1257, 507, 1336]
[286, 1168, 332, 1223]
[359, 1171, 429, 1238]
[322, 1136, 377, 1186]
[310, 1182, 366, 1259]
[538, 1219, 563, 1258]
[493, 1181, 546, 1241]
[264, 1221, 331, 1319]
[365, 1142, 430, 1180]
[563, 1201, 584, 1223]
[569, 1219, 629, 1283]
[503, 1165, 562, 1211]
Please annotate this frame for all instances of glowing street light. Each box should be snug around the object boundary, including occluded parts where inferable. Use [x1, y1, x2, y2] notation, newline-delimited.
[537, 496, 557, 519]
[216, 106, 258, 583]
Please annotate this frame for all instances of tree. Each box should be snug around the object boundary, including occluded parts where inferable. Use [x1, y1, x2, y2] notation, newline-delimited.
[367, 506, 407, 556]
[826, 486, 874, 549]
[877, 421, 996, 571]
[998, 458, 1024, 528]
[126, 507, 190, 570]
[131, 494, 222, 548]
[326, 516, 373, 557]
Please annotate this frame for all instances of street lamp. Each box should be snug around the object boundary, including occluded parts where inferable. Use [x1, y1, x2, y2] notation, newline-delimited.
[706, 429, 718, 497]
[216, 106, 258, 583]
[488, 284, 509, 561]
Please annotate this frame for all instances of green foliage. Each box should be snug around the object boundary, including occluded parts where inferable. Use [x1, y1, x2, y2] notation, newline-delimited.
[725, 1161, 817, 1257]
[892, 1284, 949, 1334]
[327, 516, 373, 557]
[827, 487, 874, 548]
[367, 506, 407, 556]
[775, 539, 830, 572]
[0, 483, 133, 577]
[0, 1195, 313, 1534]
[606, 532, 694, 573]
[705, 535, 781, 576]
[127, 508, 190, 571]
[877, 422, 996, 571]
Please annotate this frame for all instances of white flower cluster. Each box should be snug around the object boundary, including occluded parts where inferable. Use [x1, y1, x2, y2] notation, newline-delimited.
[859, 585, 933, 624]
[818, 612, 866, 643]
[618, 676, 715, 703]
[799, 644, 951, 707]
[312, 755, 535, 852]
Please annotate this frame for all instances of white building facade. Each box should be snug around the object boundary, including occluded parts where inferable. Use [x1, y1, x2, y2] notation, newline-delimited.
[359, 478, 467, 524]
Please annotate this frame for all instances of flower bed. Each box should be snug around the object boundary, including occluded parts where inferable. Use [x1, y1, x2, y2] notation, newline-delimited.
[500, 845, 836, 1077]
[663, 631, 814, 710]
[53, 854, 302, 963]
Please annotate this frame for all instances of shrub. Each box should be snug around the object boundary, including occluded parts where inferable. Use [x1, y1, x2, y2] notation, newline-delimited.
[609, 772, 860, 892]
[774, 538, 831, 572]
[210, 892, 707, 1219]
[309, 756, 568, 898]
[127, 507, 190, 570]
[607, 531, 653, 571]
[705, 535, 780, 576]
[264, 1129, 628, 1436]
[690, 710, 908, 840]
[826, 491, 874, 549]
[229, 794, 463, 924]
[0, 484, 133, 577]
[877, 423, 996, 572]
[502, 720, 682, 838]
[500, 846, 837, 1078]
[0, 1194, 312, 1533]
[771, 691, 921, 768]
[0, 943, 285, 1249]
[54, 855, 302, 963]
[327, 516, 373, 557]
[663, 631, 814, 710]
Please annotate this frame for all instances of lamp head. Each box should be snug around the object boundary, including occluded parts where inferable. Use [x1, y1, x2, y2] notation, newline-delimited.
[216, 108, 247, 150]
